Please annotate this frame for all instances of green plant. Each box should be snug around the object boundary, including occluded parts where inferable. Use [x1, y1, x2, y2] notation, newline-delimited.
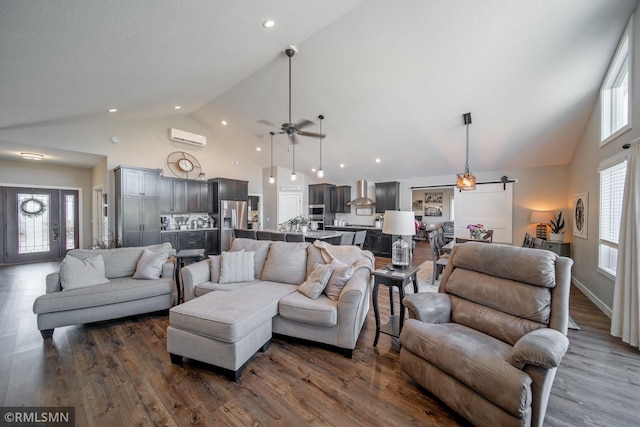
[92, 231, 120, 249]
[549, 211, 565, 234]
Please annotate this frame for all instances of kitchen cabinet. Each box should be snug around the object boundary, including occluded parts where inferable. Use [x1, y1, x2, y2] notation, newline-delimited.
[161, 231, 179, 250]
[205, 230, 218, 255]
[209, 178, 248, 213]
[161, 229, 218, 254]
[330, 186, 351, 213]
[309, 184, 335, 205]
[187, 181, 208, 212]
[375, 181, 400, 213]
[178, 231, 206, 250]
[160, 178, 207, 213]
[115, 166, 161, 247]
[364, 230, 392, 257]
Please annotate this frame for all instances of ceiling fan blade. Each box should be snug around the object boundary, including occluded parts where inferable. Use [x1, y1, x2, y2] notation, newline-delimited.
[297, 131, 326, 139]
[257, 119, 275, 127]
[295, 119, 314, 130]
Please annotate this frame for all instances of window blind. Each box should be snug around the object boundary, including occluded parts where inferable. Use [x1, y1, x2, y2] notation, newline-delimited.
[599, 160, 627, 245]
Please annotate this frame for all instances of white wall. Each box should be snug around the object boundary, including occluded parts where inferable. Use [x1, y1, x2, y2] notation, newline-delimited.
[566, 6, 640, 314]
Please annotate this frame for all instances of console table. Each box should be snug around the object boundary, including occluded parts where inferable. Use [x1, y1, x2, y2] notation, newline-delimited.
[175, 249, 205, 303]
[371, 264, 420, 346]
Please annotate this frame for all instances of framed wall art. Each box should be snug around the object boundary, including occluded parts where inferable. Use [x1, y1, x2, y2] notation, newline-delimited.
[425, 206, 443, 217]
[425, 192, 443, 204]
[573, 192, 588, 239]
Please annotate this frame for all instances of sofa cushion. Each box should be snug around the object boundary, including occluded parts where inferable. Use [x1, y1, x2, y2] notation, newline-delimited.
[33, 276, 173, 314]
[400, 320, 532, 418]
[261, 241, 310, 285]
[298, 263, 333, 299]
[230, 238, 272, 279]
[194, 280, 258, 297]
[278, 292, 338, 326]
[60, 254, 110, 290]
[132, 248, 169, 280]
[219, 251, 255, 284]
[67, 243, 172, 278]
[324, 258, 355, 301]
[209, 255, 221, 283]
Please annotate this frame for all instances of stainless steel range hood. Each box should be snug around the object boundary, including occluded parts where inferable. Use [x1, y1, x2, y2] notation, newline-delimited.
[347, 180, 376, 206]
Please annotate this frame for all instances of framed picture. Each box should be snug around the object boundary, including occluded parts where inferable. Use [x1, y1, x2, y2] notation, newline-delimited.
[425, 192, 443, 204]
[573, 192, 588, 239]
[412, 199, 423, 211]
[425, 206, 443, 217]
[356, 207, 373, 216]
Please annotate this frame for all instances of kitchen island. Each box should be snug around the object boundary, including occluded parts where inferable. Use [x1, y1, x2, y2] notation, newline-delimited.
[325, 225, 391, 257]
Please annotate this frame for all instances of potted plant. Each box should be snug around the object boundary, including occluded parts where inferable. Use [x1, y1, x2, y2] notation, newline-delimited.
[297, 215, 310, 233]
[549, 211, 565, 242]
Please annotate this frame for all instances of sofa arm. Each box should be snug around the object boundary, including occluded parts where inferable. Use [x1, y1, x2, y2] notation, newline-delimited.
[510, 328, 569, 369]
[336, 268, 370, 348]
[402, 293, 451, 324]
[45, 272, 62, 293]
[161, 258, 176, 279]
[181, 259, 212, 302]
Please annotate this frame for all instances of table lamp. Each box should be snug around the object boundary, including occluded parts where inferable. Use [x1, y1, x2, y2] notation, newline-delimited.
[530, 210, 554, 240]
[382, 210, 416, 269]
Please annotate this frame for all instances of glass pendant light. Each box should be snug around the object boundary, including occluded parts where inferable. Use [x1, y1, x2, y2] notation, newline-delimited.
[268, 132, 275, 184]
[456, 112, 476, 191]
[317, 114, 325, 179]
[290, 141, 297, 181]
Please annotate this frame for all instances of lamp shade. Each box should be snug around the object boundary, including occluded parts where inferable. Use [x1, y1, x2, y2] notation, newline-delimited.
[382, 211, 416, 236]
[530, 211, 553, 224]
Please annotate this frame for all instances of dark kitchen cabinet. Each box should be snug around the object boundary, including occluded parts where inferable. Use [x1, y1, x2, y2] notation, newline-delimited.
[209, 178, 248, 213]
[364, 230, 392, 257]
[309, 183, 335, 205]
[187, 181, 208, 212]
[161, 231, 179, 251]
[115, 166, 161, 247]
[205, 230, 218, 255]
[161, 229, 217, 254]
[178, 231, 206, 251]
[159, 178, 187, 213]
[330, 186, 351, 213]
[375, 181, 400, 213]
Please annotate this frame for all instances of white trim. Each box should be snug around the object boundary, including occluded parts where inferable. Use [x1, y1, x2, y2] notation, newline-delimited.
[571, 276, 613, 318]
[598, 150, 628, 171]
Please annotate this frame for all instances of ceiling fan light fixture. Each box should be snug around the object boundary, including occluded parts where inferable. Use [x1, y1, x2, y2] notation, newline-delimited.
[317, 114, 325, 179]
[269, 132, 275, 184]
[457, 112, 476, 191]
[317, 167, 324, 179]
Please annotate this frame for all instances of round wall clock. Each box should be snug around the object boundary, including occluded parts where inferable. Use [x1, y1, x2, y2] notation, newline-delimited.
[167, 151, 202, 179]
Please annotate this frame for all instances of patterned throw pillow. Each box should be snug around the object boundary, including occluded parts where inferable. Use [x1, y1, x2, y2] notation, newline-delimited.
[298, 263, 334, 299]
[219, 251, 256, 284]
[324, 258, 355, 301]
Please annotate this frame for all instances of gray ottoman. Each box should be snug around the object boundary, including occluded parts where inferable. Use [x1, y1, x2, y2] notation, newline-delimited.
[167, 282, 296, 381]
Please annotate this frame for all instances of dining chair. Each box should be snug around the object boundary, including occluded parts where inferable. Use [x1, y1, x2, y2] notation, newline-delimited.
[233, 229, 257, 239]
[482, 229, 494, 242]
[339, 231, 355, 246]
[270, 232, 287, 241]
[285, 233, 305, 242]
[429, 232, 449, 283]
[256, 231, 272, 240]
[352, 230, 367, 249]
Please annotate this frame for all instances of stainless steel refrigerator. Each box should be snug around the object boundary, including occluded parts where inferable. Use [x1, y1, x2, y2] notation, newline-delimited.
[220, 200, 247, 252]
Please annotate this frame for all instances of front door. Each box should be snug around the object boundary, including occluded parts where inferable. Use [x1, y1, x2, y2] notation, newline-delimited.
[4, 187, 79, 264]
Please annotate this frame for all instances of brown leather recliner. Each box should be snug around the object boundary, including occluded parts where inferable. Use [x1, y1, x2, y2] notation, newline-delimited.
[400, 242, 572, 427]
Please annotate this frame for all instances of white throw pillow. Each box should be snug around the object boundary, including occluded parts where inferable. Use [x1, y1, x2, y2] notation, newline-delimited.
[324, 258, 355, 301]
[60, 254, 110, 290]
[219, 251, 256, 284]
[132, 248, 169, 280]
[298, 263, 334, 299]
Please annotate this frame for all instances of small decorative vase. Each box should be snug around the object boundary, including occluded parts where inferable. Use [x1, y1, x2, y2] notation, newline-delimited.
[549, 233, 563, 242]
[301, 225, 308, 233]
[471, 230, 481, 239]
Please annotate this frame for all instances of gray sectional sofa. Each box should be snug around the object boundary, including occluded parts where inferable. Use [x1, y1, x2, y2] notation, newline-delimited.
[168, 238, 374, 381]
[33, 243, 176, 338]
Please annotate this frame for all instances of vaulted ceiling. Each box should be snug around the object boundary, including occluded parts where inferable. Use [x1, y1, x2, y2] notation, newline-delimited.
[0, 0, 637, 182]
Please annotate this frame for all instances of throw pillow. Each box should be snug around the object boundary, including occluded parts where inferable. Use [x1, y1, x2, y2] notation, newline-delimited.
[60, 254, 110, 290]
[324, 258, 355, 301]
[219, 251, 256, 284]
[209, 255, 221, 283]
[298, 263, 334, 299]
[132, 248, 169, 280]
[230, 238, 272, 279]
[261, 241, 310, 285]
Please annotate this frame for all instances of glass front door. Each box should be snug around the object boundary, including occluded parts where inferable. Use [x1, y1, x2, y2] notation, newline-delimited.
[4, 187, 79, 264]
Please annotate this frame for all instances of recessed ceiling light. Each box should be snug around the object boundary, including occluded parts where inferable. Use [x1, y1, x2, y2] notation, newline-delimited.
[221, 120, 228, 126]
[311, 168, 317, 172]
[262, 20, 275, 28]
[340, 164, 345, 168]
[21, 152, 44, 161]
[174, 105, 181, 110]
[108, 108, 118, 113]
[375, 158, 381, 163]
[256, 147, 261, 151]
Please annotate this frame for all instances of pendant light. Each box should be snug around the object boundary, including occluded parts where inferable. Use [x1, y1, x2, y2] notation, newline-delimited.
[290, 140, 297, 181]
[317, 114, 325, 179]
[456, 112, 476, 191]
[268, 132, 275, 184]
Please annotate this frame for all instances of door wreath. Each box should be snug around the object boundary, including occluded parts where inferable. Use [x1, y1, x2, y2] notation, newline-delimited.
[20, 197, 46, 218]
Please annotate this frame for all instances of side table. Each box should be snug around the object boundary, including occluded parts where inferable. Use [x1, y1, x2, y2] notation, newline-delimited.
[175, 249, 205, 304]
[372, 264, 420, 346]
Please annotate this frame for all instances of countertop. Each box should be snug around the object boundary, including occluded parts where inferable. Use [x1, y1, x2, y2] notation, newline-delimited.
[161, 227, 218, 233]
[325, 225, 383, 231]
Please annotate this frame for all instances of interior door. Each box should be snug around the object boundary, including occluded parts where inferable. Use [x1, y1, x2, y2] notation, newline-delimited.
[4, 187, 79, 263]
[278, 192, 303, 225]
[453, 183, 513, 244]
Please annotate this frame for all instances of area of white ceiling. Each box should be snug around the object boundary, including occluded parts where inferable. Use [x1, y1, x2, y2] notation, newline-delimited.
[0, 0, 637, 181]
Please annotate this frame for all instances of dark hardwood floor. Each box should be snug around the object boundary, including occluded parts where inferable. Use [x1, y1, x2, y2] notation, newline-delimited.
[1, 241, 639, 426]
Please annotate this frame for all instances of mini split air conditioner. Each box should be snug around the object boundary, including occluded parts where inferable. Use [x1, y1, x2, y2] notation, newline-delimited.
[169, 128, 207, 147]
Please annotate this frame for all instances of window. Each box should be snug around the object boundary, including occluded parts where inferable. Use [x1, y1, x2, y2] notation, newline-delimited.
[598, 157, 627, 278]
[601, 16, 632, 146]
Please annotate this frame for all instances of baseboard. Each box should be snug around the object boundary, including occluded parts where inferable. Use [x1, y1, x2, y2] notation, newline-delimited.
[571, 275, 613, 318]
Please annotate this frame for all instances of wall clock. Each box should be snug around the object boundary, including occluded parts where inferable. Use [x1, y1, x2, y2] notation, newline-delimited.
[167, 151, 202, 179]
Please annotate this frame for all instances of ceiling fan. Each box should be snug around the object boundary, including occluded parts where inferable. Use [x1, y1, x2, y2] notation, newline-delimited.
[259, 47, 326, 144]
